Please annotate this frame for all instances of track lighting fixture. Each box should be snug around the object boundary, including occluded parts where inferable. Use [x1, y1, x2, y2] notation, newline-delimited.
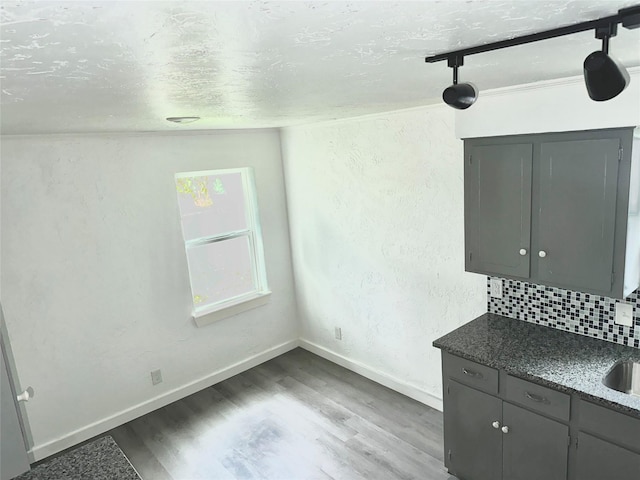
[442, 56, 478, 110]
[425, 5, 640, 109]
[584, 24, 630, 101]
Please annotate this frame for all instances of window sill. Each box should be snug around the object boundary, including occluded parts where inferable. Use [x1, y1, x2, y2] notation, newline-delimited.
[192, 291, 271, 327]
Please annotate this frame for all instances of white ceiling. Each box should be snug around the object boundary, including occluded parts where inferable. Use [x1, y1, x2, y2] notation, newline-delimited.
[1, 0, 640, 135]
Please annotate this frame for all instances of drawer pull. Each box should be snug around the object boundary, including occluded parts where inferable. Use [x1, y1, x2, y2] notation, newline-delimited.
[525, 391, 550, 404]
[462, 367, 484, 379]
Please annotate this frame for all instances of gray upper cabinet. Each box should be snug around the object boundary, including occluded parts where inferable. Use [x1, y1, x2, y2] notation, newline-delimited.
[464, 128, 639, 298]
[537, 138, 619, 293]
[465, 143, 532, 278]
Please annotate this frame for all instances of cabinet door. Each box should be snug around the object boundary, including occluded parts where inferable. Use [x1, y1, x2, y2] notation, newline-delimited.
[575, 432, 640, 480]
[465, 142, 533, 278]
[502, 402, 568, 480]
[537, 138, 620, 293]
[444, 379, 502, 480]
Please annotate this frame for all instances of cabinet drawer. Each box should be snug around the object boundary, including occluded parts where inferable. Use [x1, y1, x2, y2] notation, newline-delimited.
[504, 375, 570, 421]
[579, 400, 640, 452]
[443, 352, 498, 395]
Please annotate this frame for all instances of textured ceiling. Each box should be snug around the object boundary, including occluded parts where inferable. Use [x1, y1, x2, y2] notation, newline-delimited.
[1, 0, 640, 134]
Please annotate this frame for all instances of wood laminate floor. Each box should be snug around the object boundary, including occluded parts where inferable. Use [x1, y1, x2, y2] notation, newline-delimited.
[109, 348, 455, 480]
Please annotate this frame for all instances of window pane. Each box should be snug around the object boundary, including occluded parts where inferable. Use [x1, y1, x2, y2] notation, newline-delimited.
[176, 172, 247, 241]
[186, 236, 256, 307]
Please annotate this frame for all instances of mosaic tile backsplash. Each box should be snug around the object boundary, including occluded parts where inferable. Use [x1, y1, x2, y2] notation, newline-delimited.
[487, 277, 640, 349]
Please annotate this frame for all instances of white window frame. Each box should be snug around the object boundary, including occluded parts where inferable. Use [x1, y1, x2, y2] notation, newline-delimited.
[175, 167, 270, 327]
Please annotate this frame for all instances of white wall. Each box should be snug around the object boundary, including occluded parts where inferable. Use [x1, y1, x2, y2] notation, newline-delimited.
[281, 106, 486, 409]
[456, 68, 640, 138]
[0, 130, 298, 460]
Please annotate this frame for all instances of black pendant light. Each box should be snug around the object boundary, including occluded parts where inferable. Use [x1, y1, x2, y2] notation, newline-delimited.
[442, 56, 478, 110]
[583, 24, 630, 101]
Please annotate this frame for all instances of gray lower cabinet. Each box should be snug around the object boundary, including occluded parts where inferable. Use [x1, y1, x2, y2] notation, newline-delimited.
[441, 352, 640, 480]
[464, 127, 639, 298]
[574, 432, 640, 480]
[442, 353, 570, 480]
[444, 379, 502, 480]
[444, 379, 568, 480]
[576, 399, 640, 480]
[502, 402, 568, 480]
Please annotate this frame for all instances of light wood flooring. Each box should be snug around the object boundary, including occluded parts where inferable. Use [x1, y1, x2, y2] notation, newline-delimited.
[109, 348, 455, 480]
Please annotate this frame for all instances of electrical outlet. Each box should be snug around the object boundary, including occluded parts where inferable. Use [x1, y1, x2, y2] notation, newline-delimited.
[334, 327, 342, 340]
[615, 302, 633, 326]
[151, 369, 163, 385]
[490, 278, 503, 299]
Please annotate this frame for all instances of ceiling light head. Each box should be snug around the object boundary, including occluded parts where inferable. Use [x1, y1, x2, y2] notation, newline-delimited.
[442, 55, 478, 110]
[166, 116, 201, 124]
[584, 51, 629, 101]
[583, 24, 629, 102]
[443, 83, 478, 110]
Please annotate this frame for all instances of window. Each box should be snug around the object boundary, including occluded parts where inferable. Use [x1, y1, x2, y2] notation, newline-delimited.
[175, 168, 269, 326]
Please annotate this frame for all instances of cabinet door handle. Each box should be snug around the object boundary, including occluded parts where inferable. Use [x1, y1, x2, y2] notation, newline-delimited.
[538, 250, 547, 258]
[462, 367, 483, 379]
[492, 421, 501, 429]
[519, 248, 527, 256]
[501, 425, 510, 434]
[17, 386, 34, 402]
[525, 391, 550, 404]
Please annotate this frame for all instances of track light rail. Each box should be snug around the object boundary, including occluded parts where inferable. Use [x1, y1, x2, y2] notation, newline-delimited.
[425, 6, 640, 64]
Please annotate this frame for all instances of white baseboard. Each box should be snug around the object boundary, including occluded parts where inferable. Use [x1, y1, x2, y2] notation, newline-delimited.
[29, 339, 299, 462]
[299, 339, 443, 412]
[29, 338, 443, 461]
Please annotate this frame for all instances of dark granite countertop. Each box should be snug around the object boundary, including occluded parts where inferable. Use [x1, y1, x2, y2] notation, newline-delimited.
[433, 313, 640, 418]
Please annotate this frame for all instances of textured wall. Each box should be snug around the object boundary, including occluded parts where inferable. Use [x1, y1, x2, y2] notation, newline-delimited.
[1, 130, 297, 456]
[281, 106, 486, 403]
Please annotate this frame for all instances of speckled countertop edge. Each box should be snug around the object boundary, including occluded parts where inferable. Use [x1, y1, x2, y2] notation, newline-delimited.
[16, 436, 141, 480]
[433, 313, 640, 418]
